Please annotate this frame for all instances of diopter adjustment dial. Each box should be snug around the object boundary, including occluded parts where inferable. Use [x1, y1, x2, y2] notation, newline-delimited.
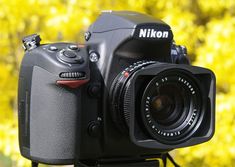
[171, 44, 190, 65]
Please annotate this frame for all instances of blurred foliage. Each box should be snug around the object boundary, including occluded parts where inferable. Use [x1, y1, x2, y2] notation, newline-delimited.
[0, 0, 235, 166]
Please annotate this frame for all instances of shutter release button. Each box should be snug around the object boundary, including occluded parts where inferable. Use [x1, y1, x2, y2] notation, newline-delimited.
[63, 50, 77, 58]
[69, 45, 79, 50]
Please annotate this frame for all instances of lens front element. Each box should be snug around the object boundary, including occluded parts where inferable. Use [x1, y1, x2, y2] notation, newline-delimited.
[150, 84, 185, 127]
[141, 70, 203, 144]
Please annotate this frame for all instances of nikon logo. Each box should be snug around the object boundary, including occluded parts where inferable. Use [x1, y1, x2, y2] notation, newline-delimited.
[139, 29, 169, 38]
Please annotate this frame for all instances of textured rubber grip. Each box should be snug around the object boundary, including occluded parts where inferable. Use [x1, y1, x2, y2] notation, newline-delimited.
[29, 66, 79, 163]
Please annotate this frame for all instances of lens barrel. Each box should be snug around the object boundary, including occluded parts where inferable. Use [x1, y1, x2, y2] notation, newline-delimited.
[110, 61, 156, 131]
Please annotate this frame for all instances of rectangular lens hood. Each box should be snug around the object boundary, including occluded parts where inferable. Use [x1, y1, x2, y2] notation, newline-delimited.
[123, 63, 215, 149]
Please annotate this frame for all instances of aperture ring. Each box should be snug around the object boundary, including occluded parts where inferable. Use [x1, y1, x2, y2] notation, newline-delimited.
[110, 61, 156, 132]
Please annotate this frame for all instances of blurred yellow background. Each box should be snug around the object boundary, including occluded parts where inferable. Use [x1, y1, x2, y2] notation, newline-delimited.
[0, 0, 235, 166]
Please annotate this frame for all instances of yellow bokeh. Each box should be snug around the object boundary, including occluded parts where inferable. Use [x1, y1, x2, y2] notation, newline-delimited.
[0, 0, 235, 166]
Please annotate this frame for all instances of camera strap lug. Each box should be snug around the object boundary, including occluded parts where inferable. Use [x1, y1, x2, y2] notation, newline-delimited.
[22, 34, 41, 51]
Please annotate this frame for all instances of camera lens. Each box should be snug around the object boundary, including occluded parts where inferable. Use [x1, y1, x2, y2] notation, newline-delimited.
[141, 70, 203, 144]
[110, 61, 205, 145]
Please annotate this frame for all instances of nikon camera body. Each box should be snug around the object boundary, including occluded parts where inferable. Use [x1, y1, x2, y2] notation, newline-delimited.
[18, 11, 216, 166]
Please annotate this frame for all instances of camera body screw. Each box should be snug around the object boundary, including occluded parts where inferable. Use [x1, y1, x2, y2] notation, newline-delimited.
[84, 31, 91, 41]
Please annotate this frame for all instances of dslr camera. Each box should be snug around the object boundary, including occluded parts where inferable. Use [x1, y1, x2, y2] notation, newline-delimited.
[18, 11, 215, 166]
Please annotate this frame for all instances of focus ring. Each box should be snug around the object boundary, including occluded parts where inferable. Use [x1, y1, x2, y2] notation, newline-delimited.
[110, 61, 156, 132]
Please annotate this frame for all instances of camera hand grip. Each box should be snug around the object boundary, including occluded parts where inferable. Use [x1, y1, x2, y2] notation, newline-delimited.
[28, 66, 80, 164]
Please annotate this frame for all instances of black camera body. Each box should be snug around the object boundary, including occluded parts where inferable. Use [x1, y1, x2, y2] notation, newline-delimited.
[18, 11, 216, 166]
